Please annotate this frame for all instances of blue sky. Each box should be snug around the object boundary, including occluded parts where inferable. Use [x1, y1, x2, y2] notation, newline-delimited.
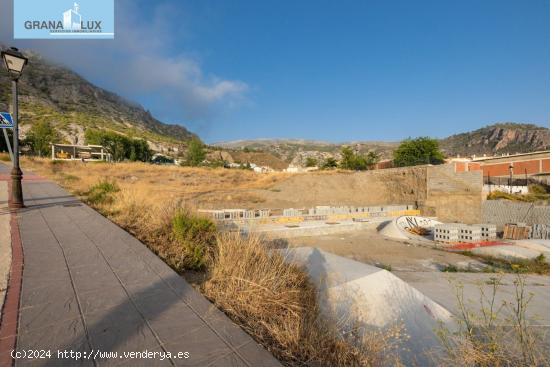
[1, 0, 550, 143]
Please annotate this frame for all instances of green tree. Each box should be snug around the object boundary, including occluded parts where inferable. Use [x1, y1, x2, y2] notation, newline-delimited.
[339, 147, 378, 171]
[24, 121, 60, 157]
[84, 129, 151, 162]
[186, 138, 206, 166]
[0, 129, 13, 153]
[305, 157, 318, 167]
[365, 151, 380, 169]
[321, 157, 338, 169]
[393, 137, 445, 167]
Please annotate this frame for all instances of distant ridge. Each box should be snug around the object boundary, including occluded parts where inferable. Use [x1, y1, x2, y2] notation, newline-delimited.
[214, 123, 550, 162]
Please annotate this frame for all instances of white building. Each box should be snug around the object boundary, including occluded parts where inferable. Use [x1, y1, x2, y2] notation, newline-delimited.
[63, 3, 81, 30]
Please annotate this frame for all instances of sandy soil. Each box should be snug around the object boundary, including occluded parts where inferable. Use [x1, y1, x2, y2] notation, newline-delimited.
[285, 224, 484, 272]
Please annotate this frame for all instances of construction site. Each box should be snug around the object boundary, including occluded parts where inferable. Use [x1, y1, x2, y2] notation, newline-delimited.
[199, 162, 550, 364]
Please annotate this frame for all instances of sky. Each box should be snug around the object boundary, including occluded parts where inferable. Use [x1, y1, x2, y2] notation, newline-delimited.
[1, 0, 550, 143]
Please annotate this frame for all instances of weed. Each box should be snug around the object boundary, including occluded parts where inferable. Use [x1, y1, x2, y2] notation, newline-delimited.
[85, 180, 119, 205]
[375, 263, 392, 271]
[441, 264, 458, 272]
[436, 274, 545, 366]
[171, 209, 216, 270]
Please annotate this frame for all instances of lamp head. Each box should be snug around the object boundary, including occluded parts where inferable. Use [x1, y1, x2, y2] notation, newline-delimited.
[1, 47, 28, 79]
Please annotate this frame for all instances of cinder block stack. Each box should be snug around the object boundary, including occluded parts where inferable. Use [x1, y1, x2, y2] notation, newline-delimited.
[472, 224, 497, 240]
[434, 224, 460, 243]
[435, 223, 497, 243]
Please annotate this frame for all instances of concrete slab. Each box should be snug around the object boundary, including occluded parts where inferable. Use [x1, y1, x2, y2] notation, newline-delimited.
[394, 271, 550, 327]
[471, 244, 549, 261]
[283, 247, 455, 366]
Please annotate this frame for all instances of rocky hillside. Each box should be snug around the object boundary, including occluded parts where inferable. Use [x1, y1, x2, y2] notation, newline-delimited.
[215, 139, 397, 163]
[216, 123, 550, 166]
[440, 123, 550, 157]
[0, 48, 196, 151]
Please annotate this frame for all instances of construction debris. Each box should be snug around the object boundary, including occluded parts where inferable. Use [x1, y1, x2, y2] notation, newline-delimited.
[503, 223, 531, 240]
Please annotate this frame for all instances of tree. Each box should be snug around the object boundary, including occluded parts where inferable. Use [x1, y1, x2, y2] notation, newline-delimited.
[84, 129, 151, 162]
[339, 147, 378, 171]
[305, 157, 318, 167]
[321, 157, 338, 169]
[365, 151, 380, 169]
[393, 137, 445, 167]
[24, 121, 60, 157]
[186, 138, 206, 166]
[0, 129, 13, 153]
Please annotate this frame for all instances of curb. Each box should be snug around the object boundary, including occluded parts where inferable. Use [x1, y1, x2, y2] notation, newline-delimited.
[0, 180, 23, 367]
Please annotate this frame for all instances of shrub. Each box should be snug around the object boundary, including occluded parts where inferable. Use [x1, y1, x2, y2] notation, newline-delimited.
[86, 180, 120, 205]
[171, 210, 216, 270]
[321, 157, 338, 169]
[437, 275, 545, 366]
[528, 184, 547, 195]
[305, 157, 318, 167]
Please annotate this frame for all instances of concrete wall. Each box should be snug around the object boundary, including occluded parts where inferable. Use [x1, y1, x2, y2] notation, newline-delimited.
[483, 200, 550, 227]
[262, 164, 483, 224]
[423, 164, 483, 224]
[261, 166, 428, 208]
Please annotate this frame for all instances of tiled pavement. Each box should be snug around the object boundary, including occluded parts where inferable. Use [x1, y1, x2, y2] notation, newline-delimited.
[0, 163, 281, 367]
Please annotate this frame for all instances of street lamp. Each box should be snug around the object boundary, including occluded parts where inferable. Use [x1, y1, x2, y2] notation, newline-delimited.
[509, 164, 514, 194]
[1, 47, 28, 208]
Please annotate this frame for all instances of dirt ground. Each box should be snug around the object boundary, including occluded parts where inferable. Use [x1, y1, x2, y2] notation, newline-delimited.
[285, 224, 484, 272]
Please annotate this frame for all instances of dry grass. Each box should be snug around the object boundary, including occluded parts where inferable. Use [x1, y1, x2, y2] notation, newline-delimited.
[21, 157, 291, 207]
[18, 157, 404, 366]
[203, 233, 403, 367]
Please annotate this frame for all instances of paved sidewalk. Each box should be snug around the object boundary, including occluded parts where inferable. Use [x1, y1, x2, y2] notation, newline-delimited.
[0, 164, 281, 367]
[0, 181, 11, 322]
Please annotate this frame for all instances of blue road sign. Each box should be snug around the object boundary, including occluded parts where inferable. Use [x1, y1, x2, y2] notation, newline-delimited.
[0, 112, 14, 128]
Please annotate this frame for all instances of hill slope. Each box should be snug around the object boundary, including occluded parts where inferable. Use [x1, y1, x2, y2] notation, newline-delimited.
[215, 123, 550, 164]
[439, 123, 550, 157]
[0, 49, 196, 149]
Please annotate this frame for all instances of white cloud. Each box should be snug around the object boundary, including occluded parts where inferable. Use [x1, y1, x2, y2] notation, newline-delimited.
[0, 0, 249, 122]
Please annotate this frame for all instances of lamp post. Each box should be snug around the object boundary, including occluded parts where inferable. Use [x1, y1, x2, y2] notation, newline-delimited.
[509, 164, 514, 194]
[1, 47, 28, 208]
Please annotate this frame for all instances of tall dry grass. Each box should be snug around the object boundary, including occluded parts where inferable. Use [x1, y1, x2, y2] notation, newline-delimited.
[19, 158, 405, 366]
[203, 233, 403, 367]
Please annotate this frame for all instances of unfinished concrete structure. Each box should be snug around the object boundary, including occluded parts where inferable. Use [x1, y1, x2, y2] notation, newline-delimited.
[199, 208, 270, 221]
[201, 205, 419, 226]
[51, 143, 111, 162]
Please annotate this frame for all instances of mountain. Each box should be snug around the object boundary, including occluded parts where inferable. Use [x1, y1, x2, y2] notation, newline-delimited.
[0, 49, 196, 151]
[215, 123, 550, 165]
[439, 123, 550, 157]
[214, 139, 398, 163]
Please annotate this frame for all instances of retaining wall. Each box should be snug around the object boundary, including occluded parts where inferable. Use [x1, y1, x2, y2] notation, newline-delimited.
[482, 200, 550, 227]
[423, 165, 483, 224]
